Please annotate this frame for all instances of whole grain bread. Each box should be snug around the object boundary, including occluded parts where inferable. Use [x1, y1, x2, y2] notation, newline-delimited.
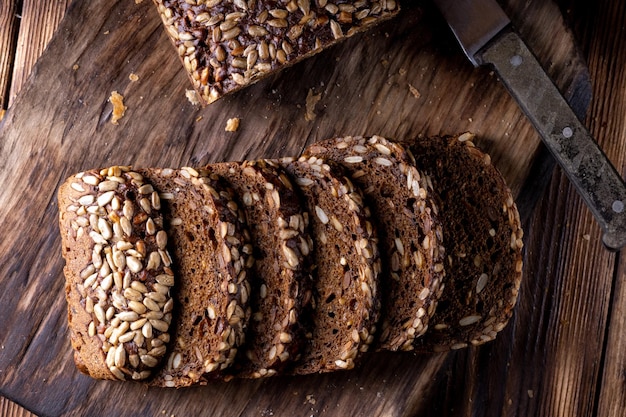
[137, 167, 253, 387]
[59, 134, 525, 384]
[303, 135, 446, 351]
[409, 133, 524, 352]
[153, 0, 400, 105]
[278, 156, 381, 373]
[58, 166, 176, 382]
[212, 160, 314, 378]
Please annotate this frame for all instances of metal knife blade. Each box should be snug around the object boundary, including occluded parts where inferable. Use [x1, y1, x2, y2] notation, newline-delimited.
[433, 0, 626, 250]
[434, 0, 509, 66]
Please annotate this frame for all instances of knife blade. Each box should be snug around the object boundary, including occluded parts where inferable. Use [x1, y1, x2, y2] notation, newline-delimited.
[433, 0, 626, 250]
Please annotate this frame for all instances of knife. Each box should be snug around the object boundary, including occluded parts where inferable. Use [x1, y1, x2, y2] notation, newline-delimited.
[432, 0, 626, 251]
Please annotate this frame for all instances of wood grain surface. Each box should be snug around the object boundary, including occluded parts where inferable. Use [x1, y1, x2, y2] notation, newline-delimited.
[0, 0, 20, 111]
[0, 0, 624, 416]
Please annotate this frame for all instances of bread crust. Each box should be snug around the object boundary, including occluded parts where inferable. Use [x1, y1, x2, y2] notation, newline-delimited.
[303, 135, 445, 351]
[409, 133, 524, 352]
[279, 156, 381, 374]
[58, 166, 176, 382]
[152, 0, 400, 105]
[212, 160, 314, 378]
[140, 167, 253, 387]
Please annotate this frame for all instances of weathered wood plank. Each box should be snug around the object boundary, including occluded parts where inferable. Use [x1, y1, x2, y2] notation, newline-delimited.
[7, 0, 70, 107]
[1, 0, 68, 414]
[493, 0, 626, 416]
[0, 0, 20, 112]
[504, 175, 615, 417]
[599, 256, 626, 417]
[580, 1, 626, 416]
[0, 397, 34, 417]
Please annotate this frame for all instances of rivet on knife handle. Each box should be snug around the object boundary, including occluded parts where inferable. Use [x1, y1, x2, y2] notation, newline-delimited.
[479, 30, 626, 250]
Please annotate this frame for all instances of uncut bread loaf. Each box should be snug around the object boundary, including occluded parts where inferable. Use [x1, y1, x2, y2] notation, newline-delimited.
[303, 135, 445, 351]
[278, 156, 381, 374]
[409, 133, 524, 352]
[152, 0, 400, 105]
[212, 160, 315, 378]
[138, 167, 254, 387]
[58, 166, 176, 382]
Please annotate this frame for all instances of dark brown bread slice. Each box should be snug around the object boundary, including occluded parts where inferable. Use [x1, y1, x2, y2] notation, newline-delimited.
[279, 156, 381, 374]
[58, 166, 176, 382]
[409, 133, 524, 352]
[140, 167, 253, 387]
[212, 160, 314, 378]
[303, 135, 445, 351]
[153, 0, 400, 105]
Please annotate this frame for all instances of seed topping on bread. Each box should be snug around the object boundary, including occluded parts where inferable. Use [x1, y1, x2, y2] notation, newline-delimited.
[59, 166, 175, 381]
[213, 160, 314, 378]
[141, 167, 253, 387]
[280, 156, 381, 373]
[303, 135, 445, 351]
[58, 134, 524, 385]
[153, 0, 400, 104]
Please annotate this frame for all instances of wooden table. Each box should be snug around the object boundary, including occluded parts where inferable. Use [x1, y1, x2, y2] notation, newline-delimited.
[1, 0, 625, 416]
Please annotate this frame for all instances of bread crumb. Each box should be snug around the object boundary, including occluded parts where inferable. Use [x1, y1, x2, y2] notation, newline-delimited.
[582, 234, 590, 241]
[304, 88, 322, 121]
[196, 115, 203, 122]
[72, 64, 79, 71]
[408, 84, 421, 99]
[104, 30, 110, 35]
[305, 394, 316, 405]
[108, 91, 127, 125]
[225, 118, 240, 132]
[185, 89, 201, 106]
[0, 109, 5, 121]
[129, 73, 139, 82]
[399, 68, 407, 76]
[527, 390, 534, 398]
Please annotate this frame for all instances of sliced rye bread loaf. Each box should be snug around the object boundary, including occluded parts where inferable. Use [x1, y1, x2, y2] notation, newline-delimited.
[58, 166, 176, 382]
[409, 133, 524, 352]
[211, 160, 315, 378]
[278, 156, 381, 374]
[139, 167, 253, 387]
[303, 135, 445, 351]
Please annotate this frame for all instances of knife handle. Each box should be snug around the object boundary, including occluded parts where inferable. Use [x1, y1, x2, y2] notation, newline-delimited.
[480, 29, 626, 250]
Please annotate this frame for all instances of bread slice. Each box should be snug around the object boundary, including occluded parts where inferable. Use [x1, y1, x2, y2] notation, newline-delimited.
[140, 167, 253, 387]
[212, 160, 314, 378]
[303, 135, 445, 351]
[58, 166, 176, 382]
[409, 133, 524, 351]
[153, 0, 400, 105]
[278, 156, 381, 374]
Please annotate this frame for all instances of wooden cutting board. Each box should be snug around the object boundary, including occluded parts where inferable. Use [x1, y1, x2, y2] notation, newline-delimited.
[0, 0, 591, 416]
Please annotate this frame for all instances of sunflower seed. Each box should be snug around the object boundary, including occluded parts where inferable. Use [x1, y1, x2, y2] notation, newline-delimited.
[315, 206, 329, 224]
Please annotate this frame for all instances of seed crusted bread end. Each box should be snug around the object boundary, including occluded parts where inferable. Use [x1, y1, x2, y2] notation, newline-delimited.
[140, 167, 253, 387]
[58, 166, 175, 382]
[409, 133, 524, 352]
[153, 0, 400, 105]
[212, 160, 315, 378]
[279, 156, 381, 374]
[303, 135, 445, 351]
